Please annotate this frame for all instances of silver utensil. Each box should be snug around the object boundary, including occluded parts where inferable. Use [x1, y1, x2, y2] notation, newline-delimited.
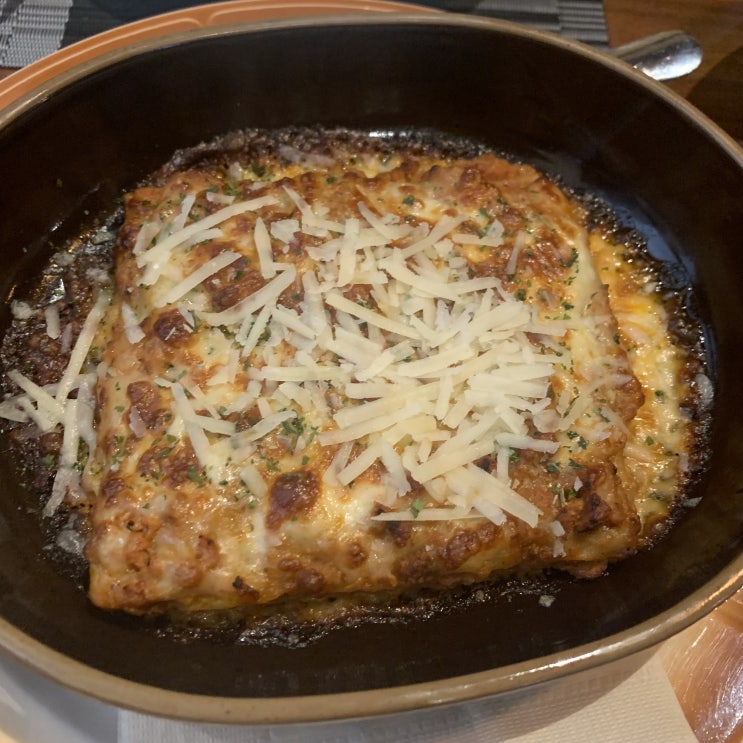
[611, 30, 703, 81]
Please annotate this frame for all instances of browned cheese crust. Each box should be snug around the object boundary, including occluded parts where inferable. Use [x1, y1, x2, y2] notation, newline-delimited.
[0, 130, 704, 615]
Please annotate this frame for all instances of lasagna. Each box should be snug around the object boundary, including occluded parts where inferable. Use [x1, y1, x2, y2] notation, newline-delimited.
[0, 129, 709, 616]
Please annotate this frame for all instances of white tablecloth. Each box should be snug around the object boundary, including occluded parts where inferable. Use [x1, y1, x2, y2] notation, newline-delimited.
[0, 647, 696, 742]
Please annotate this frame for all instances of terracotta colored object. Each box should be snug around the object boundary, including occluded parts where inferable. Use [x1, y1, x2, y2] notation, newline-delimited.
[0, 0, 435, 110]
[0, 8, 741, 726]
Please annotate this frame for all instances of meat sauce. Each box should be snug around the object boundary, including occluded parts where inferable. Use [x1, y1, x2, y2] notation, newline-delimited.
[0, 128, 711, 644]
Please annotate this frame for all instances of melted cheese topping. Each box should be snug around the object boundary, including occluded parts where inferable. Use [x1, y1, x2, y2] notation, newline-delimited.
[589, 234, 699, 533]
[0, 132, 706, 612]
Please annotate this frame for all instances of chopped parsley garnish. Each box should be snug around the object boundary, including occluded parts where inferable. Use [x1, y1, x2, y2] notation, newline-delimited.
[410, 497, 426, 518]
[263, 456, 280, 472]
[566, 430, 588, 450]
[281, 416, 305, 438]
[186, 466, 207, 487]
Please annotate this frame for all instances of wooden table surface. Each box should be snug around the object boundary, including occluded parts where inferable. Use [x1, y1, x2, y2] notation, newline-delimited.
[606, 0, 743, 144]
[0, 2, 741, 741]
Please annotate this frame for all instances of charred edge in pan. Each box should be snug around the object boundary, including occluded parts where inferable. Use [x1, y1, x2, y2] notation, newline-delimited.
[0, 127, 712, 644]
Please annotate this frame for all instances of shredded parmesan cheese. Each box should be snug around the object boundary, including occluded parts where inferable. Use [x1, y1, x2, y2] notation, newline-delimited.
[2, 138, 700, 559]
[44, 305, 61, 340]
[55, 290, 110, 405]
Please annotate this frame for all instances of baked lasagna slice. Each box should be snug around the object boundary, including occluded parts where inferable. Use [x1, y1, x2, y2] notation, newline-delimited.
[59, 132, 690, 613]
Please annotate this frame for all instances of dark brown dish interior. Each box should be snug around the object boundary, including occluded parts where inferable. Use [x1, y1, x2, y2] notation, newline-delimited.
[0, 15, 741, 716]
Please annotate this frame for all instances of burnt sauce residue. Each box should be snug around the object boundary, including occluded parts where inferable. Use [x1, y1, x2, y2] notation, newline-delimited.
[0, 127, 712, 645]
[150, 575, 564, 648]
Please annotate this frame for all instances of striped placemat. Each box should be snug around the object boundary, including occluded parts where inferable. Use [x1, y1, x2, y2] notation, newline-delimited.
[0, 0, 608, 69]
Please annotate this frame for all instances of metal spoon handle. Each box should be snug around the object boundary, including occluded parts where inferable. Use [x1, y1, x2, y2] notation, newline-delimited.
[611, 30, 703, 81]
